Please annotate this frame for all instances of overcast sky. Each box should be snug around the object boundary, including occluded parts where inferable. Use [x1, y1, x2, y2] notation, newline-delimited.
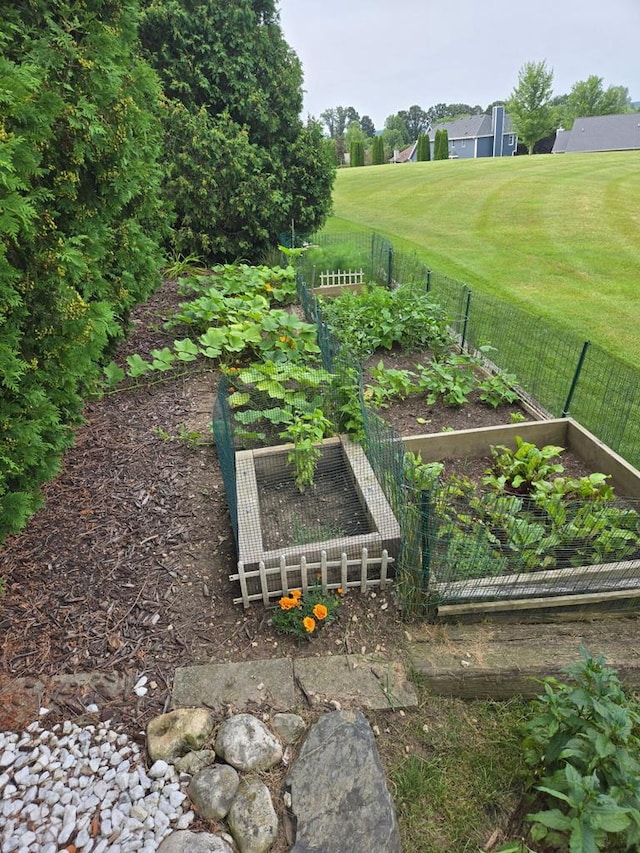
[277, 0, 639, 130]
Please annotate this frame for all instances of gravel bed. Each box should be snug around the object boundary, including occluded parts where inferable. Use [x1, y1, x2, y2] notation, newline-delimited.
[0, 709, 194, 852]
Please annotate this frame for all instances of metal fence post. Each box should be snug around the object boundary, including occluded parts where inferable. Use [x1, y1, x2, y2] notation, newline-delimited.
[426, 269, 431, 293]
[387, 247, 394, 287]
[460, 287, 472, 351]
[421, 490, 431, 591]
[562, 341, 590, 416]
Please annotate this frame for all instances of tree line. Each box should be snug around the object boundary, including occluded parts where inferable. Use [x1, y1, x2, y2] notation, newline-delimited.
[0, 0, 335, 540]
[321, 67, 634, 164]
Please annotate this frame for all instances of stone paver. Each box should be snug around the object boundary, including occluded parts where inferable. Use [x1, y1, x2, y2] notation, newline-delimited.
[172, 658, 296, 711]
[172, 655, 417, 712]
[293, 655, 418, 709]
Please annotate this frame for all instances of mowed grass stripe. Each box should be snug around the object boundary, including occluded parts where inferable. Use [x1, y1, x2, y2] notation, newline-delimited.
[327, 152, 640, 367]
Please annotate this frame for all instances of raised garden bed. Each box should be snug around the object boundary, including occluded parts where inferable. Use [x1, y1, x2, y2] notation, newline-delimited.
[402, 418, 640, 615]
[231, 436, 401, 607]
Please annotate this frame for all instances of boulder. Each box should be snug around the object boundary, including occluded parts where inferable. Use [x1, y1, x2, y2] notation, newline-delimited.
[214, 713, 282, 772]
[286, 709, 401, 853]
[147, 708, 215, 763]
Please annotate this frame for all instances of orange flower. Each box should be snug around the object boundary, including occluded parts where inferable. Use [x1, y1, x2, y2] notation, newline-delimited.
[312, 603, 328, 621]
[279, 335, 288, 342]
[279, 596, 299, 611]
[303, 616, 316, 633]
[264, 283, 273, 291]
[291, 589, 302, 599]
[337, 587, 344, 595]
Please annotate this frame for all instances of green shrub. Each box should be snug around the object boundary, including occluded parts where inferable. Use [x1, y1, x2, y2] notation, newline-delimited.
[350, 139, 365, 167]
[371, 135, 385, 165]
[523, 649, 640, 852]
[0, 0, 165, 541]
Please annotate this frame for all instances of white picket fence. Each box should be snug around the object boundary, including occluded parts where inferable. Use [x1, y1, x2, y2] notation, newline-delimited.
[318, 268, 365, 288]
[230, 547, 393, 608]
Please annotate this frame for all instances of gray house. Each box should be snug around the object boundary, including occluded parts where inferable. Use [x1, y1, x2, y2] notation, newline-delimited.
[552, 113, 640, 153]
[394, 106, 517, 162]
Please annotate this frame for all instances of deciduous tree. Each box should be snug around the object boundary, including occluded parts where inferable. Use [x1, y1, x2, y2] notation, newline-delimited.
[563, 76, 631, 126]
[360, 115, 376, 138]
[506, 60, 556, 154]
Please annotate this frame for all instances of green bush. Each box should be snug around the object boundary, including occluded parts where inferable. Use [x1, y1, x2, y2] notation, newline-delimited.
[0, 0, 165, 541]
[139, 0, 335, 262]
[523, 649, 640, 851]
[350, 139, 365, 167]
[371, 135, 385, 165]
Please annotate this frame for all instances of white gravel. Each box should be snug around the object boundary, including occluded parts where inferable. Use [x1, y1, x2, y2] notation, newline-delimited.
[0, 711, 194, 852]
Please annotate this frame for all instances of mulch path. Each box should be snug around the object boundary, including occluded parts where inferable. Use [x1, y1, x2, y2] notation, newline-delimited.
[0, 281, 407, 735]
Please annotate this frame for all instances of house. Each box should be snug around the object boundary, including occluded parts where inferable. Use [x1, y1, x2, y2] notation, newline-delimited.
[432, 106, 517, 159]
[390, 141, 417, 163]
[552, 113, 640, 154]
[391, 106, 517, 162]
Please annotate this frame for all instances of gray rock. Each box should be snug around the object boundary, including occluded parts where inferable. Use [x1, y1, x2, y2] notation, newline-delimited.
[146, 709, 215, 763]
[227, 779, 278, 853]
[272, 713, 306, 745]
[157, 829, 235, 853]
[287, 710, 401, 853]
[214, 714, 282, 772]
[174, 749, 217, 776]
[188, 764, 240, 821]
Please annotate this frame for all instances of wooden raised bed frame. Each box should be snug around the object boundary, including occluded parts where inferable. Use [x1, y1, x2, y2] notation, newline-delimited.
[402, 418, 640, 617]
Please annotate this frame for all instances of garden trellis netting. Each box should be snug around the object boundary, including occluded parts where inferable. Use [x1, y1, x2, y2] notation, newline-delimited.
[298, 232, 640, 471]
[214, 231, 640, 615]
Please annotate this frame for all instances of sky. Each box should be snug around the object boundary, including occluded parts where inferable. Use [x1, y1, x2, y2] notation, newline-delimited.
[277, 0, 639, 130]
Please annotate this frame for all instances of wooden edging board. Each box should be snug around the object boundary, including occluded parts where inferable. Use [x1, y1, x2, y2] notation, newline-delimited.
[401, 417, 640, 498]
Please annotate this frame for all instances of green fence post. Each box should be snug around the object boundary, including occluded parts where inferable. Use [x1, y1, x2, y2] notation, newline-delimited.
[460, 287, 472, 350]
[562, 341, 590, 417]
[426, 269, 431, 293]
[421, 490, 431, 591]
[387, 247, 394, 287]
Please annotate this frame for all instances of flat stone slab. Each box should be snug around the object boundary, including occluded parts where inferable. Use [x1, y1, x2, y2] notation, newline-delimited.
[286, 710, 401, 852]
[294, 655, 417, 710]
[172, 655, 417, 713]
[172, 659, 296, 712]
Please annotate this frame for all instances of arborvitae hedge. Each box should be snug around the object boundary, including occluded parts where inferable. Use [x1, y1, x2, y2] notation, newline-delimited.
[417, 133, 431, 161]
[0, 1, 165, 541]
[350, 140, 365, 167]
[371, 135, 385, 165]
[434, 128, 450, 160]
[139, 0, 335, 261]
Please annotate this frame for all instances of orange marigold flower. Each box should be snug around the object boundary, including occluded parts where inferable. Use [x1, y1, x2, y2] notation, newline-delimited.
[313, 603, 328, 621]
[291, 589, 302, 599]
[279, 335, 288, 342]
[264, 283, 273, 291]
[303, 616, 316, 633]
[279, 596, 299, 611]
[337, 587, 344, 595]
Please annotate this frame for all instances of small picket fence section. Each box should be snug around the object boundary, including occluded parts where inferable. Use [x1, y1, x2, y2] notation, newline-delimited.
[318, 268, 365, 288]
[231, 547, 393, 608]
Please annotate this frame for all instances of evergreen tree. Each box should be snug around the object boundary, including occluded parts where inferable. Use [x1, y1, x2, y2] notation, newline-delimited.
[350, 140, 365, 167]
[371, 135, 385, 165]
[417, 133, 431, 161]
[0, 0, 166, 538]
[139, 0, 335, 260]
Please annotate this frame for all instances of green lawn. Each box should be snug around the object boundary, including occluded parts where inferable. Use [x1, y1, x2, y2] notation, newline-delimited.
[326, 152, 640, 368]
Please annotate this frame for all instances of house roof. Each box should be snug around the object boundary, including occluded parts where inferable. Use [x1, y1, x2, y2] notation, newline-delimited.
[552, 113, 640, 153]
[431, 112, 514, 140]
[391, 141, 418, 163]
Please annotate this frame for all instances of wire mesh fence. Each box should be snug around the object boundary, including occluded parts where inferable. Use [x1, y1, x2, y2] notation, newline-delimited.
[212, 230, 640, 615]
